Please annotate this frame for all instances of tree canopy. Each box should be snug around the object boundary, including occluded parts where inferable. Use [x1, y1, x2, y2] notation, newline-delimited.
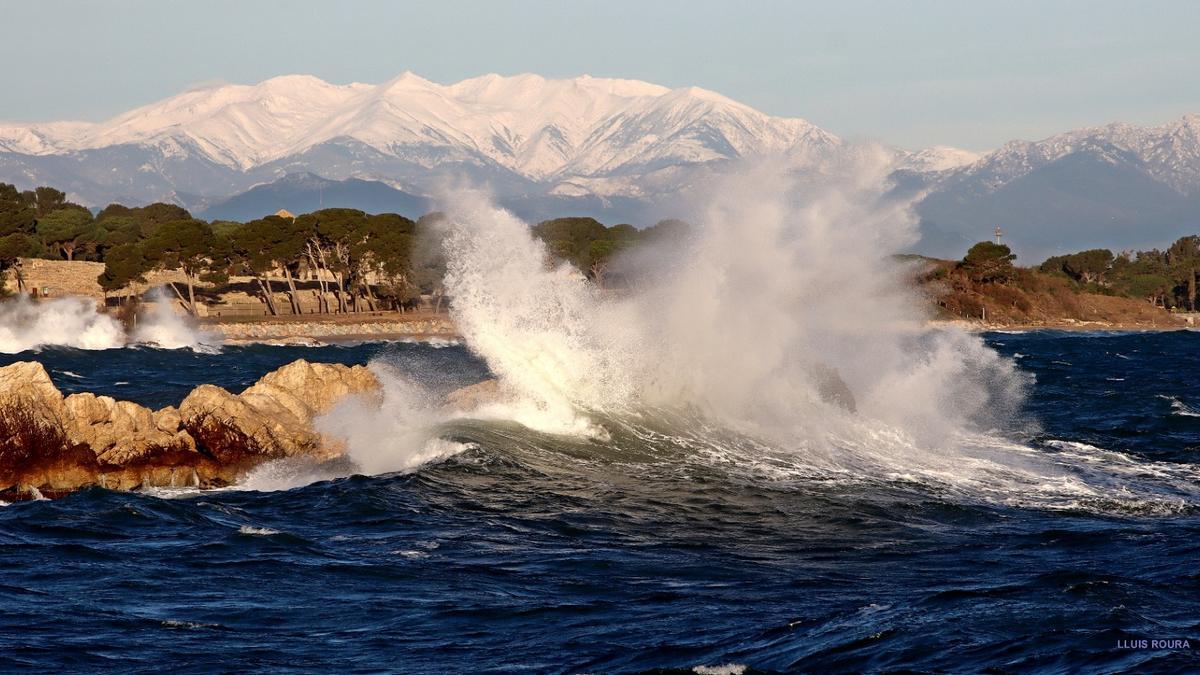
[960, 241, 1017, 284]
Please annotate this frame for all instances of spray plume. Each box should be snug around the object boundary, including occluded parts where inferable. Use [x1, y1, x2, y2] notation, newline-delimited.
[0, 287, 222, 354]
[323, 150, 1033, 482]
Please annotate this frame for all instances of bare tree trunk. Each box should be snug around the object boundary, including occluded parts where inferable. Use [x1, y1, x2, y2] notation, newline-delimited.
[167, 281, 189, 313]
[334, 272, 347, 313]
[168, 279, 197, 316]
[305, 244, 330, 313]
[256, 276, 278, 315]
[320, 249, 344, 314]
[283, 266, 302, 315]
[186, 276, 198, 317]
[363, 283, 377, 312]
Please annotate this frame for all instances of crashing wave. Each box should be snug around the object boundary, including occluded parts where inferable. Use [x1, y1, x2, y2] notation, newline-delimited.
[0, 288, 221, 354]
[311, 155, 1200, 514]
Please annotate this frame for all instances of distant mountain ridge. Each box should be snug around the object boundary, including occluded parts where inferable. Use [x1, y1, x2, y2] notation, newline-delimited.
[0, 72, 841, 205]
[909, 114, 1200, 259]
[195, 173, 432, 222]
[1, 72, 1199, 260]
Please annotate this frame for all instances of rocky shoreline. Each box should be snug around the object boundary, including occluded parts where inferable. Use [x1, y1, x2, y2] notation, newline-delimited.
[208, 315, 459, 344]
[930, 318, 1191, 332]
[0, 359, 382, 499]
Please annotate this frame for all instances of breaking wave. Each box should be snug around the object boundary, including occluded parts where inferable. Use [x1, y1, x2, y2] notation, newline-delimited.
[0, 296, 125, 353]
[0, 288, 221, 354]
[130, 288, 223, 352]
[312, 155, 1200, 514]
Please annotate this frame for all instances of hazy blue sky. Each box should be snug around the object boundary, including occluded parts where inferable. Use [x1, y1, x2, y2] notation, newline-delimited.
[2, 0, 1198, 150]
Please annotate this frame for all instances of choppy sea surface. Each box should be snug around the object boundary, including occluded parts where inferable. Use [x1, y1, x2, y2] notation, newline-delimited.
[2, 331, 1199, 673]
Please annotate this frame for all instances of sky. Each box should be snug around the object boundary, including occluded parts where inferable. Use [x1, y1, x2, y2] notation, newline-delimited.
[1, 0, 1198, 151]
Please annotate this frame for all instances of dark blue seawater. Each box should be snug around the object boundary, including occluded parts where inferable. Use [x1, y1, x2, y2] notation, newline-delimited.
[2, 332, 1200, 673]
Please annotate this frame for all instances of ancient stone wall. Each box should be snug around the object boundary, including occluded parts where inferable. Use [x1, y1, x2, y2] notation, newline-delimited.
[4, 258, 105, 302]
[1, 258, 426, 319]
[2, 258, 197, 304]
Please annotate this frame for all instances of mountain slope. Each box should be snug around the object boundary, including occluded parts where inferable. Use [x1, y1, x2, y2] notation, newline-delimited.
[4, 72, 1200, 261]
[197, 173, 432, 222]
[910, 115, 1200, 260]
[0, 72, 839, 206]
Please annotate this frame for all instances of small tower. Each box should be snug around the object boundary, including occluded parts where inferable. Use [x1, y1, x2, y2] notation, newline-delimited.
[994, 226, 1003, 245]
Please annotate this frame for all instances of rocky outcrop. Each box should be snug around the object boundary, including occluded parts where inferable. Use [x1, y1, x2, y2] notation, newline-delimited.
[0, 359, 381, 497]
[179, 360, 379, 465]
[0, 361, 67, 428]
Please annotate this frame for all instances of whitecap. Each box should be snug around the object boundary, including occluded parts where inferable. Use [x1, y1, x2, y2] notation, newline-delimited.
[1158, 395, 1200, 418]
[694, 664, 747, 675]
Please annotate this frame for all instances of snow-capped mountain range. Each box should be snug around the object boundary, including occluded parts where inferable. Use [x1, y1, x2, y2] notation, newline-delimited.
[0, 72, 843, 202]
[1, 72, 1199, 259]
[909, 114, 1200, 258]
[944, 114, 1200, 193]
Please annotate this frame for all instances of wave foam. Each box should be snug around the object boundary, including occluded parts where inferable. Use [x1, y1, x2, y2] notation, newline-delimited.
[0, 289, 222, 354]
[309, 157, 1200, 514]
[0, 296, 125, 353]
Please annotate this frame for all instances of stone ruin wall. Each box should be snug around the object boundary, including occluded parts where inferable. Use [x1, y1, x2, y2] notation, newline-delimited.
[0, 258, 416, 318]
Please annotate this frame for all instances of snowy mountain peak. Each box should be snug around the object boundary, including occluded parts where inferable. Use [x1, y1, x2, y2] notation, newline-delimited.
[898, 146, 982, 172]
[0, 72, 833, 181]
[952, 112, 1200, 194]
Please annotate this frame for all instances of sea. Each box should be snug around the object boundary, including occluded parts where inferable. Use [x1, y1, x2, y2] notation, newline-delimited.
[1, 330, 1199, 673]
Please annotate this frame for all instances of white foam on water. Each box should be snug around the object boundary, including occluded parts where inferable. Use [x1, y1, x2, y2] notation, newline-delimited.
[0, 287, 222, 354]
[432, 156, 1023, 459]
[416, 155, 1200, 513]
[237, 525, 281, 536]
[693, 664, 747, 675]
[130, 288, 224, 352]
[0, 296, 125, 353]
[314, 360, 476, 477]
[302, 154, 1200, 513]
[1158, 394, 1200, 418]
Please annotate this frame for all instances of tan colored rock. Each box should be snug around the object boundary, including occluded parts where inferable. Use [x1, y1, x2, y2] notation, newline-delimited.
[62, 393, 197, 465]
[179, 359, 380, 465]
[0, 361, 94, 492]
[153, 406, 182, 433]
[248, 360, 380, 414]
[0, 361, 66, 427]
[0, 358, 381, 497]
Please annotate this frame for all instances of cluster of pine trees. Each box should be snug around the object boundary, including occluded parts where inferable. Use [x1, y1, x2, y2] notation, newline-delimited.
[933, 237, 1200, 320]
[1037, 237, 1200, 309]
[0, 182, 687, 316]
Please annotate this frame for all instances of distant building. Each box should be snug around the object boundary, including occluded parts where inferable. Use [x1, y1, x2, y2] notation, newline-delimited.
[275, 209, 296, 219]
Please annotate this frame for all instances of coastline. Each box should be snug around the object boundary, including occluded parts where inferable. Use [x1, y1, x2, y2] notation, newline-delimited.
[200, 311, 1193, 346]
[202, 311, 459, 344]
[929, 318, 1192, 333]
